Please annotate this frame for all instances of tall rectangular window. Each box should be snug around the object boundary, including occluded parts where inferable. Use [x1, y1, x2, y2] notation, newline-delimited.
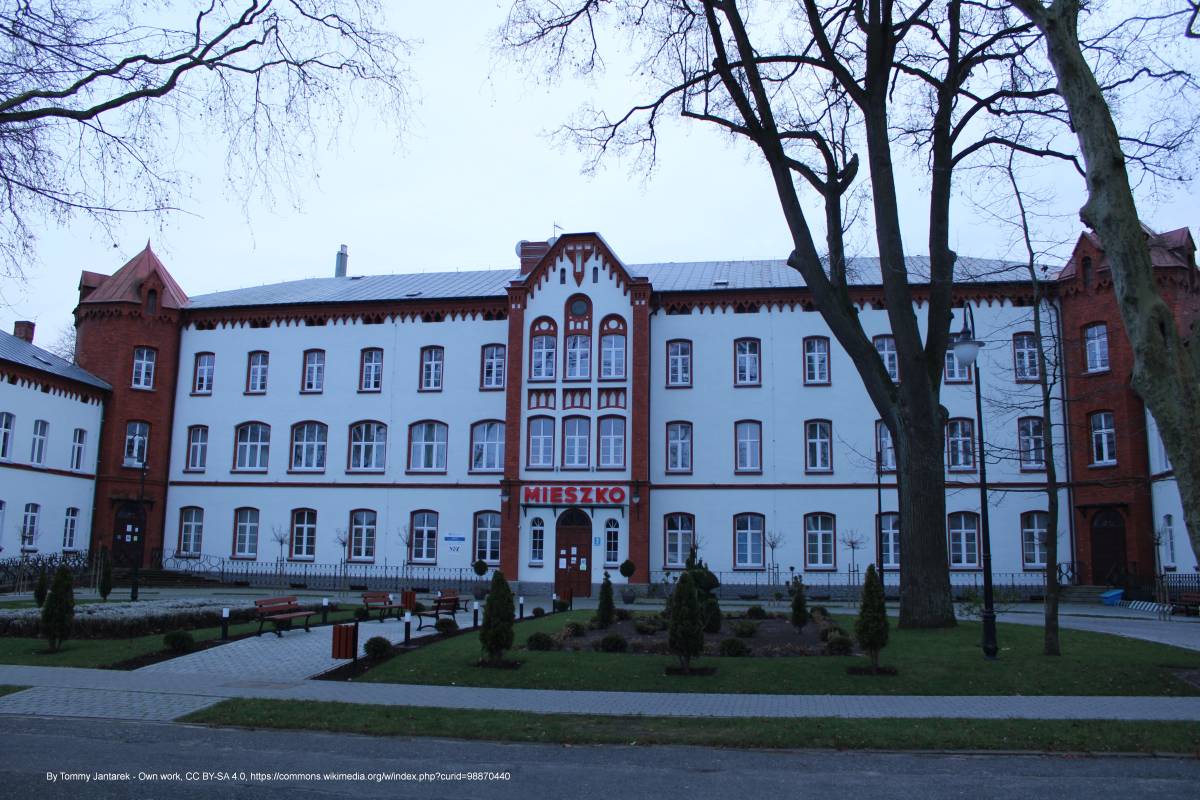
[666, 422, 692, 473]
[600, 334, 625, 379]
[1018, 417, 1045, 470]
[944, 334, 971, 383]
[734, 338, 760, 386]
[193, 353, 215, 394]
[1012, 333, 1039, 381]
[70, 428, 86, 471]
[475, 512, 501, 565]
[349, 421, 387, 471]
[804, 337, 830, 385]
[667, 340, 692, 387]
[234, 508, 259, 558]
[946, 418, 974, 470]
[805, 513, 835, 569]
[879, 513, 900, 568]
[948, 511, 979, 568]
[411, 511, 438, 563]
[409, 421, 448, 471]
[291, 509, 316, 559]
[186, 426, 208, 471]
[30, 419, 48, 464]
[1021, 511, 1048, 569]
[876, 421, 896, 472]
[290, 422, 327, 471]
[246, 352, 269, 393]
[531, 334, 556, 380]
[420, 347, 444, 391]
[665, 513, 694, 567]
[527, 417, 554, 468]
[471, 421, 504, 472]
[480, 344, 505, 389]
[349, 509, 377, 561]
[302, 350, 325, 393]
[1084, 324, 1109, 373]
[735, 420, 761, 473]
[805, 420, 832, 472]
[1090, 411, 1117, 465]
[0, 412, 12, 460]
[875, 335, 899, 381]
[563, 417, 590, 468]
[123, 421, 147, 467]
[21, 503, 39, 549]
[530, 518, 545, 563]
[132, 347, 156, 389]
[62, 507, 79, 550]
[179, 507, 204, 555]
[605, 519, 620, 565]
[734, 514, 765, 569]
[598, 416, 625, 469]
[360, 348, 384, 392]
[566, 334, 590, 379]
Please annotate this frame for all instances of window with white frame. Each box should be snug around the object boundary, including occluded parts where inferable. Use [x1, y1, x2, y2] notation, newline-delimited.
[246, 351, 269, 393]
[302, 350, 325, 393]
[1084, 323, 1109, 372]
[481, 344, 505, 389]
[563, 417, 590, 468]
[804, 337, 830, 385]
[234, 422, 270, 471]
[667, 340, 692, 387]
[420, 347, 443, 391]
[946, 418, 974, 470]
[132, 347, 156, 389]
[598, 416, 625, 469]
[179, 507, 203, 555]
[600, 333, 625, 379]
[734, 513, 765, 569]
[1018, 417, 1045, 470]
[123, 421, 147, 467]
[409, 421, 448, 471]
[1161, 514, 1176, 567]
[349, 421, 387, 471]
[0, 412, 12, 460]
[875, 335, 899, 381]
[605, 519, 620, 565]
[360, 348, 383, 392]
[411, 511, 438, 562]
[290, 422, 327, 471]
[1090, 411, 1117, 465]
[566, 334, 590, 379]
[530, 517, 545, 563]
[666, 422, 692, 473]
[876, 421, 896, 472]
[291, 509, 316, 559]
[879, 512, 900, 568]
[734, 339, 760, 385]
[665, 513, 694, 567]
[944, 334, 971, 382]
[527, 416, 554, 468]
[735, 420, 761, 472]
[805, 419, 832, 472]
[805, 513, 835, 569]
[349, 509, 377, 561]
[948, 511, 979, 568]
[193, 352, 215, 394]
[62, 507, 79, 550]
[1021, 511, 1048, 568]
[21, 502, 39, 548]
[234, 507, 259, 558]
[31, 419, 48, 464]
[1013, 333, 1039, 381]
[471, 421, 504, 472]
[475, 512, 501, 565]
[70, 428, 86, 471]
[531, 334, 556, 380]
[186, 426, 208, 471]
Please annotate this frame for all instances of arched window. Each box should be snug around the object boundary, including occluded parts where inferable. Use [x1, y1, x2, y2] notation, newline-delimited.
[179, 507, 204, 556]
[233, 507, 260, 558]
[30, 419, 48, 465]
[529, 517, 545, 563]
[0, 412, 13, 460]
[410, 510, 438, 563]
[474, 511, 501, 565]
[123, 420, 148, 468]
[20, 503, 39, 549]
[470, 420, 505, 472]
[876, 421, 895, 472]
[234, 422, 270, 471]
[604, 518, 620, 565]
[62, 508, 79, 550]
[146, 289, 158, 314]
[599, 315, 627, 380]
[291, 509, 316, 560]
[529, 317, 557, 381]
[664, 513, 695, 568]
[348, 421, 387, 472]
[408, 420, 448, 471]
[565, 295, 592, 380]
[349, 509, 377, 561]
[804, 513, 836, 569]
[70, 428, 87, 473]
[948, 511, 979, 568]
[290, 421, 327, 472]
[734, 513, 765, 569]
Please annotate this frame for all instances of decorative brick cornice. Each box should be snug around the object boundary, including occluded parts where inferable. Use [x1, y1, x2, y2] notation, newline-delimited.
[0, 361, 107, 405]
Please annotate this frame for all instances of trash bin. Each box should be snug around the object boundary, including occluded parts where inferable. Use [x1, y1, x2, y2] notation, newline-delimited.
[332, 622, 359, 659]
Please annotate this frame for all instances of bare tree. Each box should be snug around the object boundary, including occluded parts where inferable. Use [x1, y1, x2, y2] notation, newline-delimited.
[43, 325, 77, 362]
[1008, 0, 1200, 563]
[765, 528, 784, 581]
[840, 529, 866, 575]
[0, 1, 407, 280]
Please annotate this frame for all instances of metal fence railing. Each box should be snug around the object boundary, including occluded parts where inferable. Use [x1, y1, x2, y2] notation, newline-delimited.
[161, 556, 493, 595]
[0, 550, 93, 593]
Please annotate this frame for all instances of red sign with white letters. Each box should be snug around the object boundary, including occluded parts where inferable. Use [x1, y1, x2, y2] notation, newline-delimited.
[522, 485, 628, 505]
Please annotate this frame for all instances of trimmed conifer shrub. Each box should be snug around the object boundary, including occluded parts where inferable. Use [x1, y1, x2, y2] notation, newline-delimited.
[703, 596, 722, 633]
[434, 617, 459, 635]
[479, 570, 515, 664]
[746, 605, 767, 620]
[41, 565, 75, 652]
[855, 564, 890, 671]
[33, 569, 48, 608]
[619, 559, 637, 580]
[790, 578, 808, 628]
[718, 637, 751, 657]
[364, 636, 392, 659]
[597, 632, 628, 653]
[596, 571, 615, 628]
[525, 631, 558, 651]
[531, 606, 546, 618]
[163, 630, 194, 654]
[667, 570, 703, 673]
[98, 550, 113, 601]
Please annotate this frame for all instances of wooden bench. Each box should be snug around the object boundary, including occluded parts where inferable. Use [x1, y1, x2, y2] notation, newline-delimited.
[1172, 592, 1200, 615]
[415, 596, 460, 631]
[362, 591, 408, 622]
[255, 596, 316, 637]
[439, 589, 465, 610]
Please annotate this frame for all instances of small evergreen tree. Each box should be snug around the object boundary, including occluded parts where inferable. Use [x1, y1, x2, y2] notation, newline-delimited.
[33, 568, 48, 607]
[702, 596, 722, 634]
[41, 565, 76, 652]
[790, 577, 807, 629]
[618, 559, 636, 580]
[98, 550, 113, 601]
[479, 570, 515, 664]
[667, 570, 704, 673]
[596, 571, 615, 628]
[855, 564, 889, 672]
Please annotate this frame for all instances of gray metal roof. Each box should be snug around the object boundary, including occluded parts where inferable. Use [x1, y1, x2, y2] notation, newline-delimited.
[0, 330, 111, 390]
[185, 256, 1033, 311]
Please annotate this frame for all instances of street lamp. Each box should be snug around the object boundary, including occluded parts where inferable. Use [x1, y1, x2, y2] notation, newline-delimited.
[130, 433, 149, 602]
[952, 303, 999, 660]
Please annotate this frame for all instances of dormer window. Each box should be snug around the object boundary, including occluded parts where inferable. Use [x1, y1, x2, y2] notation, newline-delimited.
[146, 289, 158, 314]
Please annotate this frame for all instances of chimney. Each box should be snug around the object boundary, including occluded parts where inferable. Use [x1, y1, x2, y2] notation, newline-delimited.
[516, 239, 552, 275]
[335, 244, 349, 278]
[12, 321, 34, 344]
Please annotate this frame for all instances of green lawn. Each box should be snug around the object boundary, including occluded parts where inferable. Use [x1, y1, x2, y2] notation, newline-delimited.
[0, 685, 27, 697]
[183, 699, 1200, 754]
[0, 609, 359, 669]
[358, 611, 1200, 696]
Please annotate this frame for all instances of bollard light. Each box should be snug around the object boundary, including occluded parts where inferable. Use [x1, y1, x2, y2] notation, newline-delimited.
[320, 597, 330, 625]
[220, 607, 230, 641]
[403, 611, 412, 645]
[518, 595, 525, 619]
[472, 600, 480, 629]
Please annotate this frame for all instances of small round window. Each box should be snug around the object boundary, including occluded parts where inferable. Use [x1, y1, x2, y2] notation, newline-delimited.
[570, 299, 588, 316]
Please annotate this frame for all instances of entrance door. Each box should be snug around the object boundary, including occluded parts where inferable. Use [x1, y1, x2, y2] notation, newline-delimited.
[1090, 508, 1127, 585]
[554, 508, 592, 599]
[112, 503, 144, 569]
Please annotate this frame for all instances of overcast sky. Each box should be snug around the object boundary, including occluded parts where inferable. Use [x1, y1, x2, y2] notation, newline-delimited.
[2, 3, 1197, 344]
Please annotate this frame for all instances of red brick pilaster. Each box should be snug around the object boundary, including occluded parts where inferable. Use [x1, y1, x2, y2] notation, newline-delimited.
[500, 284, 528, 581]
[628, 279, 652, 582]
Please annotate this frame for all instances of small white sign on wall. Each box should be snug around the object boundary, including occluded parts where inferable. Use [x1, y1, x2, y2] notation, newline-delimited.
[593, 537, 600, 546]
[558, 558, 567, 569]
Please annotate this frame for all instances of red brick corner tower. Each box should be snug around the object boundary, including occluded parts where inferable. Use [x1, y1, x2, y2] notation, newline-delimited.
[74, 244, 188, 568]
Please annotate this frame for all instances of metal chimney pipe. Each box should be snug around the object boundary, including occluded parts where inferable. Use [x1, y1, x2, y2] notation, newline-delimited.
[335, 244, 349, 278]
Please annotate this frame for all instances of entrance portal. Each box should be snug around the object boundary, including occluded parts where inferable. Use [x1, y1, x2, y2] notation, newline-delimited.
[1090, 508, 1127, 585]
[554, 508, 592, 599]
[112, 502, 144, 569]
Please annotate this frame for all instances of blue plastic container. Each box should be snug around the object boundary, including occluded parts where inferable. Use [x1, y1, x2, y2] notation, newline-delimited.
[1100, 589, 1124, 606]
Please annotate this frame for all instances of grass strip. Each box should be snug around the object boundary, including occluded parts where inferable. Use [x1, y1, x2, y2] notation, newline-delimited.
[0, 685, 28, 697]
[183, 698, 1200, 755]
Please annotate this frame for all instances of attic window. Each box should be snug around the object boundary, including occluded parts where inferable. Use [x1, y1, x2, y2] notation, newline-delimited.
[146, 289, 158, 314]
[33, 355, 53, 366]
[712, 279, 729, 287]
[349, 276, 363, 281]
[404, 291, 422, 298]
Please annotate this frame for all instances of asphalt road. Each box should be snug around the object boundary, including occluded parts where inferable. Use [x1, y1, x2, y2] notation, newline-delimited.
[1, 716, 1198, 800]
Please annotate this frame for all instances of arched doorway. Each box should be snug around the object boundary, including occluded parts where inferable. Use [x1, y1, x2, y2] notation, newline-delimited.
[1090, 508, 1127, 585]
[112, 502, 144, 569]
[555, 507, 592, 599]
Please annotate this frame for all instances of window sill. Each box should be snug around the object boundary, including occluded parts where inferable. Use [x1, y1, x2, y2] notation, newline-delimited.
[1014, 377, 1041, 385]
[1088, 461, 1118, 469]
[478, 386, 505, 392]
[130, 385, 155, 392]
[405, 470, 448, 476]
[803, 381, 832, 388]
[1019, 466, 1047, 473]
[1083, 368, 1111, 377]
[287, 469, 327, 475]
[805, 468, 833, 475]
[468, 469, 503, 475]
[417, 387, 443, 393]
[346, 469, 386, 475]
[357, 388, 383, 394]
[664, 469, 694, 476]
[410, 559, 438, 566]
[596, 466, 626, 472]
[288, 557, 316, 563]
[182, 468, 206, 474]
[229, 555, 258, 561]
[528, 561, 545, 568]
[734, 470, 763, 476]
[732, 565, 766, 572]
[243, 390, 267, 396]
[190, 391, 213, 397]
[597, 376, 626, 383]
[950, 566, 982, 572]
[664, 383, 693, 390]
[733, 383, 762, 389]
[803, 566, 837, 572]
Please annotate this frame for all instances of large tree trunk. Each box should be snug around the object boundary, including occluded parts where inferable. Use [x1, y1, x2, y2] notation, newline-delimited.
[1014, 0, 1200, 561]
